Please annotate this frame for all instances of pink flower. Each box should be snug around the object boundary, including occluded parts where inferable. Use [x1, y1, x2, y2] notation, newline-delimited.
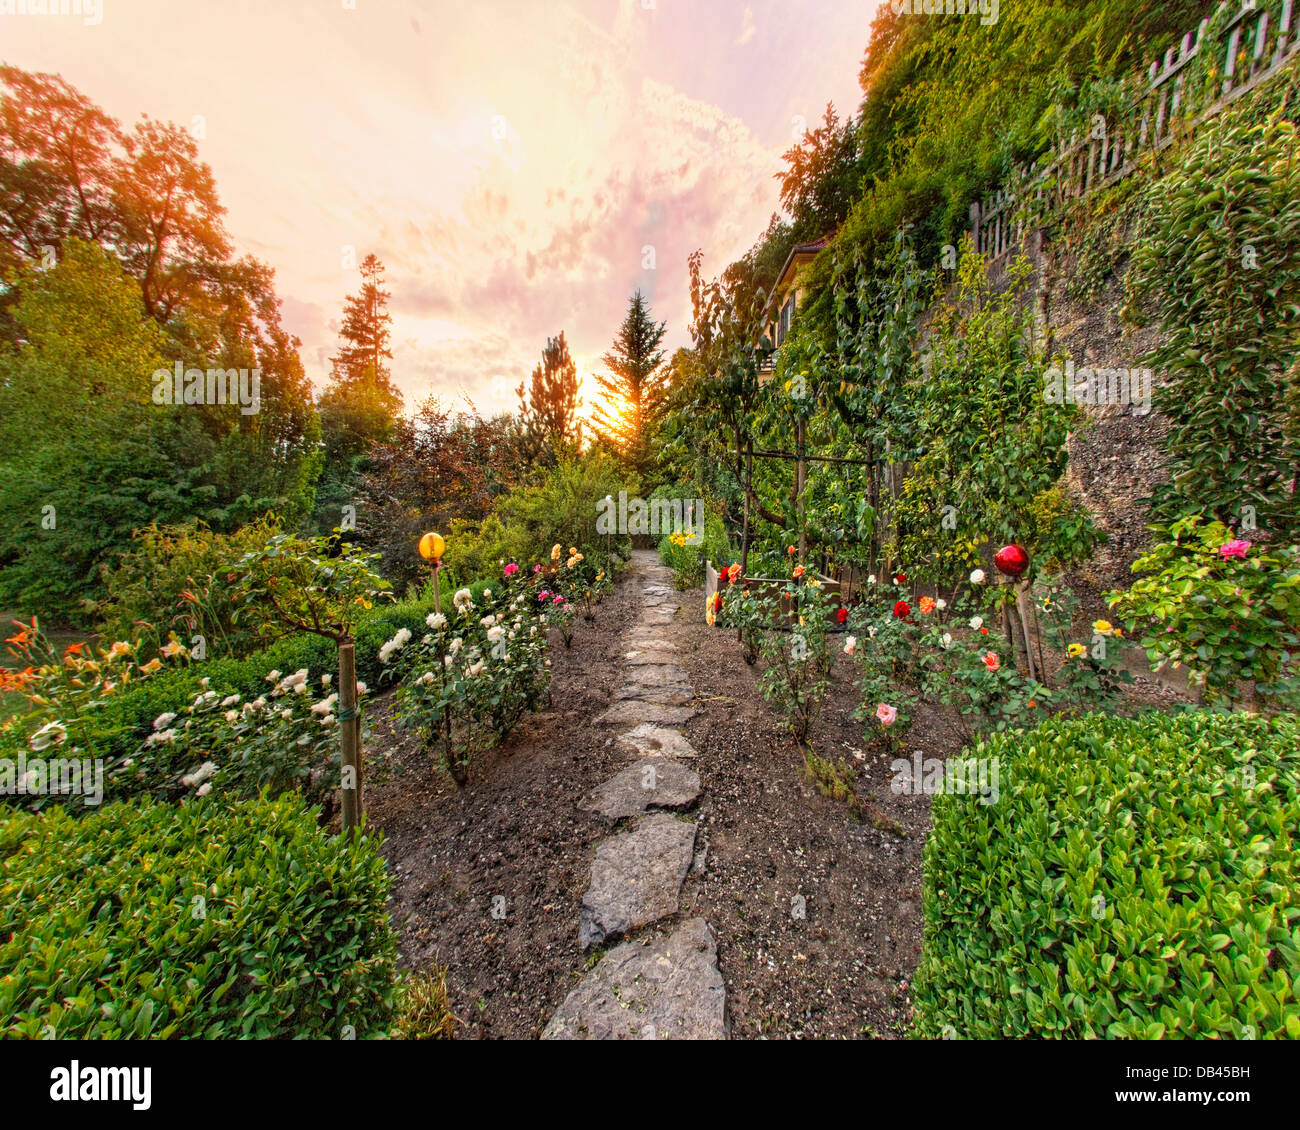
[533, 564, 542, 573]
[875, 703, 898, 727]
[1219, 539, 1251, 560]
[553, 594, 565, 605]
[504, 563, 519, 577]
[539, 590, 550, 601]
[983, 652, 1000, 672]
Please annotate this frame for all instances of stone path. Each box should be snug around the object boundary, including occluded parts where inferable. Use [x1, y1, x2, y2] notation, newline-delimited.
[542, 551, 728, 1040]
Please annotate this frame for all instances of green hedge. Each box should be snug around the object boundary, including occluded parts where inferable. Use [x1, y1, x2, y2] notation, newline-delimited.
[1, 793, 397, 1038]
[913, 711, 1300, 1039]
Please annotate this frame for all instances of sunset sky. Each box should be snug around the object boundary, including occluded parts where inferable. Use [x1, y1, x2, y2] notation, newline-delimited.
[4, 0, 874, 418]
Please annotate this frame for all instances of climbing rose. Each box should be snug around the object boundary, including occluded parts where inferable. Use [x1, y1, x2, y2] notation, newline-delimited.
[875, 703, 898, 727]
[1219, 539, 1251, 560]
[983, 652, 1000, 671]
[893, 600, 911, 619]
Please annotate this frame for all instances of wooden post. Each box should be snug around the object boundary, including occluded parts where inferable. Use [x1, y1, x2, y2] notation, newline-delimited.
[738, 435, 752, 643]
[339, 638, 360, 833]
[796, 419, 807, 563]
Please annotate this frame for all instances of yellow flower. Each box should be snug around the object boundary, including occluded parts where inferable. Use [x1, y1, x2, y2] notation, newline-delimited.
[551, 544, 562, 560]
[160, 640, 187, 659]
[1067, 643, 1086, 658]
[1092, 620, 1114, 636]
[140, 658, 162, 675]
[104, 640, 133, 662]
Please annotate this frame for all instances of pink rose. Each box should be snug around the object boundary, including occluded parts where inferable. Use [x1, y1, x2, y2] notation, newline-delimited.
[875, 703, 897, 727]
[504, 563, 519, 577]
[1219, 539, 1251, 560]
[553, 595, 565, 605]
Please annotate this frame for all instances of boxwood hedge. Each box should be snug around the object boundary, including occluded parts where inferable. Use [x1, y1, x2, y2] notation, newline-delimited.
[1, 793, 397, 1038]
[913, 710, 1299, 1039]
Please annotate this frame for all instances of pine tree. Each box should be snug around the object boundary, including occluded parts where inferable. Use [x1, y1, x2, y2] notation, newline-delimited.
[319, 254, 401, 464]
[516, 330, 581, 464]
[590, 291, 668, 477]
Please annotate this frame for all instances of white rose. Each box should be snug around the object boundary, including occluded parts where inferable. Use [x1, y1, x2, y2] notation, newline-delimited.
[970, 569, 986, 584]
[843, 635, 857, 656]
[426, 612, 448, 630]
[153, 712, 177, 731]
[969, 616, 984, 630]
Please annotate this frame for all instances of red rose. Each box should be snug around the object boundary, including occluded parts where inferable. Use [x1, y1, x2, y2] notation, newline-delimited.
[836, 607, 849, 624]
[893, 600, 911, 619]
[894, 573, 906, 585]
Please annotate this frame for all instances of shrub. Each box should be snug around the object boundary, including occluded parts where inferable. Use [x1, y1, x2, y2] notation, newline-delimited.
[1108, 515, 1300, 708]
[105, 669, 373, 812]
[913, 711, 1300, 1039]
[96, 516, 282, 660]
[0, 793, 398, 1038]
[657, 507, 732, 589]
[385, 567, 553, 786]
[496, 451, 630, 565]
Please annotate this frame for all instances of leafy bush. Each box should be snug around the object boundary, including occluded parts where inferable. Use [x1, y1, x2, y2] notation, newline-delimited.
[0, 793, 398, 1038]
[657, 504, 732, 589]
[96, 516, 282, 660]
[913, 711, 1300, 1039]
[496, 451, 630, 565]
[1108, 516, 1300, 708]
[1122, 101, 1300, 536]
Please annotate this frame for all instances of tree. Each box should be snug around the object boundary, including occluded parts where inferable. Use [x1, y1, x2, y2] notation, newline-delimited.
[0, 67, 321, 530]
[0, 241, 213, 622]
[589, 291, 668, 480]
[776, 103, 860, 240]
[315, 255, 402, 530]
[516, 330, 581, 464]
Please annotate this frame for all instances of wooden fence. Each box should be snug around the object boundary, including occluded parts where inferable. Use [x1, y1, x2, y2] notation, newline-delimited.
[971, 0, 1300, 263]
